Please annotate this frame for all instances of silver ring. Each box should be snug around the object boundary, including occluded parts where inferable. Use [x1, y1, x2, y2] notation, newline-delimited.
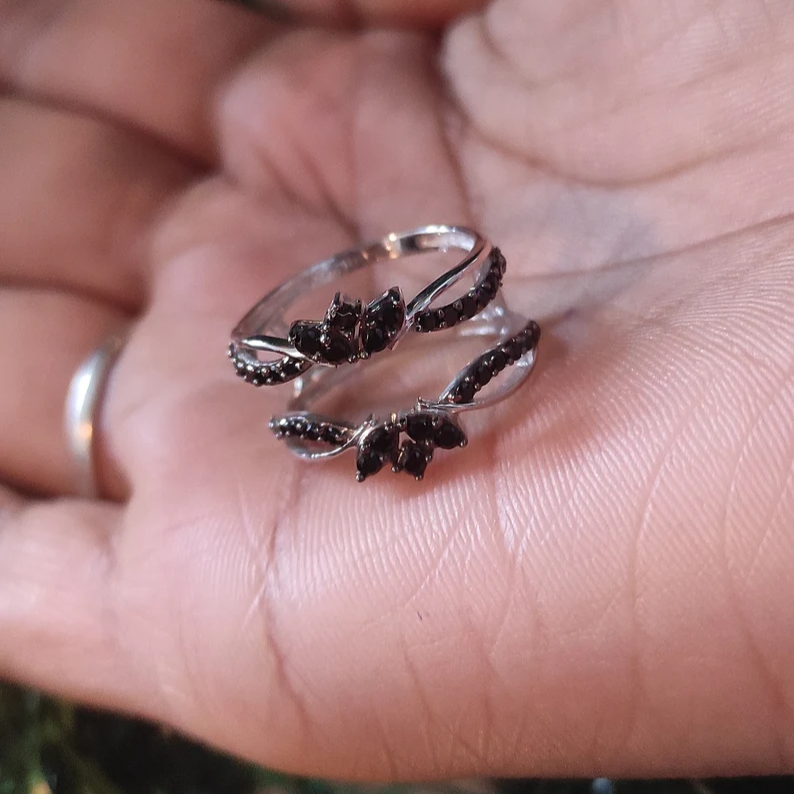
[228, 225, 506, 387]
[63, 328, 127, 498]
[269, 302, 541, 482]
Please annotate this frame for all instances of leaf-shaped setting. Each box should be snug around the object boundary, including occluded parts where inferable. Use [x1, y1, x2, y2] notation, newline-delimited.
[360, 287, 406, 355]
[395, 440, 433, 481]
[325, 292, 362, 332]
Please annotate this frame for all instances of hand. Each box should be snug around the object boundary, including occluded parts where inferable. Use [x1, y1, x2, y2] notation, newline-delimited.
[1, 0, 792, 780]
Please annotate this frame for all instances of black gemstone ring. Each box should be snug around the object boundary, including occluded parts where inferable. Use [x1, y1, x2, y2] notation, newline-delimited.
[228, 225, 506, 388]
[269, 306, 541, 483]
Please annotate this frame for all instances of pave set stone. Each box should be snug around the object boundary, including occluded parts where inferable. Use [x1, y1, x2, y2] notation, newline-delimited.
[228, 344, 312, 387]
[445, 320, 541, 405]
[413, 247, 506, 333]
[270, 415, 353, 446]
[355, 409, 468, 483]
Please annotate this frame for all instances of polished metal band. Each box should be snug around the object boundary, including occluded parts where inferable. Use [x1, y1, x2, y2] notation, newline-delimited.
[63, 328, 127, 498]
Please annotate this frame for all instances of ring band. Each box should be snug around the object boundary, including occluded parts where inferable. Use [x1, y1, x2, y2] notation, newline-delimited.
[270, 304, 541, 482]
[64, 328, 127, 498]
[228, 225, 506, 387]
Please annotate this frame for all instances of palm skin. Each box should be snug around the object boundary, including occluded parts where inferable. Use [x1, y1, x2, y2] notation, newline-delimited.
[1, 0, 793, 780]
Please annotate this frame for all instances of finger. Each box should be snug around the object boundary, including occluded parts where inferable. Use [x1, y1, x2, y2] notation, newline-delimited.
[0, 98, 194, 306]
[0, 492, 145, 714]
[0, 0, 276, 163]
[444, 0, 794, 184]
[0, 288, 128, 497]
[219, 29, 471, 235]
[281, 0, 488, 27]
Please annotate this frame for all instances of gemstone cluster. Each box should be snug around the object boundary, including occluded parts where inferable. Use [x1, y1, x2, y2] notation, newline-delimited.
[444, 320, 541, 404]
[288, 288, 406, 366]
[413, 247, 506, 333]
[228, 344, 311, 387]
[355, 408, 468, 483]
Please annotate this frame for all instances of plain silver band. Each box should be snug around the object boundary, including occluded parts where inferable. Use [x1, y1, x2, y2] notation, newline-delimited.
[64, 328, 127, 498]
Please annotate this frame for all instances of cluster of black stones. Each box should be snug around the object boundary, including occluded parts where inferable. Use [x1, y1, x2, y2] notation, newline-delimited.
[355, 409, 468, 483]
[288, 288, 407, 366]
[359, 288, 406, 356]
[269, 415, 353, 446]
[289, 293, 363, 365]
[412, 247, 507, 333]
[228, 343, 311, 387]
[445, 319, 541, 404]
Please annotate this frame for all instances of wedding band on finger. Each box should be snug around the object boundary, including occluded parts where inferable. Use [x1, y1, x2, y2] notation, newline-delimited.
[227, 225, 506, 387]
[270, 306, 541, 483]
[63, 327, 128, 498]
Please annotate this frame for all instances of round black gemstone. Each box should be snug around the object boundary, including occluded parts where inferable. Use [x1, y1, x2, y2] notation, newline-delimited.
[357, 449, 385, 481]
[435, 420, 466, 450]
[322, 331, 354, 364]
[367, 425, 399, 458]
[376, 301, 403, 330]
[361, 325, 388, 354]
[303, 426, 320, 441]
[475, 362, 492, 387]
[460, 294, 478, 319]
[406, 413, 436, 442]
[454, 379, 476, 403]
[291, 322, 323, 357]
[444, 307, 459, 328]
[322, 426, 345, 445]
[398, 441, 430, 480]
[504, 337, 524, 361]
[490, 350, 508, 372]
[479, 276, 498, 298]
[415, 312, 436, 332]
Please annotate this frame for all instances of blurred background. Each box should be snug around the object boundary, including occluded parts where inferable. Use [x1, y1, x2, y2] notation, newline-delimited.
[1, 682, 791, 794]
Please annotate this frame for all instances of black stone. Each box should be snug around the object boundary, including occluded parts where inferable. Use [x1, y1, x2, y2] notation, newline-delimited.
[503, 337, 524, 362]
[490, 350, 508, 373]
[367, 425, 400, 459]
[460, 294, 478, 319]
[454, 378, 476, 403]
[475, 361, 492, 387]
[406, 412, 436, 442]
[479, 275, 498, 298]
[435, 419, 467, 450]
[290, 322, 323, 357]
[415, 312, 436, 332]
[398, 441, 431, 480]
[321, 330, 355, 364]
[361, 325, 388, 355]
[322, 425, 345, 445]
[303, 426, 320, 441]
[444, 307, 459, 327]
[356, 449, 386, 481]
[328, 294, 361, 331]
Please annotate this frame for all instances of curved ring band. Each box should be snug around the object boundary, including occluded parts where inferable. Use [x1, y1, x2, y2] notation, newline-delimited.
[63, 327, 127, 498]
[269, 303, 541, 482]
[228, 225, 506, 388]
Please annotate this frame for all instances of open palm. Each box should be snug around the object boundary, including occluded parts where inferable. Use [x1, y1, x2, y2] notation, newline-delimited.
[1, 0, 793, 780]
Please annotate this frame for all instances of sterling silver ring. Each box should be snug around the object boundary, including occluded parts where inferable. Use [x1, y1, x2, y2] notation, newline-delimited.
[228, 225, 506, 387]
[270, 303, 541, 482]
[64, 327, 127, 498]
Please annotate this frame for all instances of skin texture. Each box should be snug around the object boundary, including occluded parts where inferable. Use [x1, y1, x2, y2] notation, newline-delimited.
[0, 0, 793, 781]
